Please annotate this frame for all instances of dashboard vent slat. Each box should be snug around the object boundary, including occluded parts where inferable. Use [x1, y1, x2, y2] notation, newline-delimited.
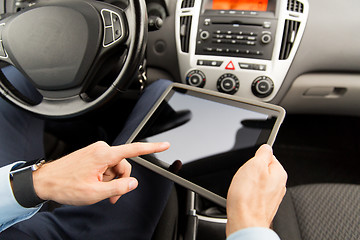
[279, 20, 301, 60]
[181, 0, 195, 8]
[180, 16, 192, 53]
[287, 0, 304, 13]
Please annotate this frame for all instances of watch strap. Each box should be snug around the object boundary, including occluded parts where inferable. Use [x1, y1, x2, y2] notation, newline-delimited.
[12, 167, 45, 208]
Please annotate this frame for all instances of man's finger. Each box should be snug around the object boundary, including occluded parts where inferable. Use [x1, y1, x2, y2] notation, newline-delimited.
[252, 144, 274, 167]
[112, 159, 132, 178]
[98, 177, 139, 201]
[268, 156, 288, 183]
[110, 142, 170, 163]
[103, 159, 132, 182]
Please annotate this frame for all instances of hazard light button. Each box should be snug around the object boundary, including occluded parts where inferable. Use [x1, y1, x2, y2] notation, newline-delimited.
[225, 61, 235, 70]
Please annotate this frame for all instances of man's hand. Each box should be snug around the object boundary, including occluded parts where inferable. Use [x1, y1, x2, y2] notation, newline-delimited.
[226, 144, 287, 237]
[32, 141, 170, 206]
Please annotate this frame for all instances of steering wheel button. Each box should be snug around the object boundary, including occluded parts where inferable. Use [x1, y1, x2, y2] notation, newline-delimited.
[112, 14, 122, 40]
[112, 14, 119, 23]
[104, 27, 114, 45]
[102, 11, 112, 27]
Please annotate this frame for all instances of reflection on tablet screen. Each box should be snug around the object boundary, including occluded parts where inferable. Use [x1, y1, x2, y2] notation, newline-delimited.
[133, 87, 279, 199]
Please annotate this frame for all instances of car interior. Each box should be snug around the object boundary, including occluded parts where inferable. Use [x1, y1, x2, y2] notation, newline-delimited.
[1, 0, 360, 239]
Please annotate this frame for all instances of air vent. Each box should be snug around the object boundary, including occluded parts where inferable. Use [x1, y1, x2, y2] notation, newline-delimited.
[180, 16, 192, 53]
[181, 0, 195, 8]
[287, 0, 304, 13]
[279, 20, 301, 60]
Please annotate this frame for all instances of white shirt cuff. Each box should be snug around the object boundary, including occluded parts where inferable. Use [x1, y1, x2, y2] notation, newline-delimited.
[227, 227, 280, 240]
[0, 162, 42, 232]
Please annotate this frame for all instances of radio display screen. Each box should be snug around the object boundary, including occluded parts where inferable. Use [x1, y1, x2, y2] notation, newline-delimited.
[207, 0, 269, 12]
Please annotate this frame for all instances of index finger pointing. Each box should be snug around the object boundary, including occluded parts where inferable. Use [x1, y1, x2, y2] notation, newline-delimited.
[110, 142, 170, 163]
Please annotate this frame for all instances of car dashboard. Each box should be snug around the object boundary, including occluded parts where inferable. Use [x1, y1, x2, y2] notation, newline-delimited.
[146, 0, 360, 116]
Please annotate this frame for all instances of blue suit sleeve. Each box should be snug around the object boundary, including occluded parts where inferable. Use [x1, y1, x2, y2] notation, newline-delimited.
[0, 162, 42, 232]
[227, 227, 280, 240]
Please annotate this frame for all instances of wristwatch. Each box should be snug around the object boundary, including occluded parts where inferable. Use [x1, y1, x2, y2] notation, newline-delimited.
[10, 159, 46, 208]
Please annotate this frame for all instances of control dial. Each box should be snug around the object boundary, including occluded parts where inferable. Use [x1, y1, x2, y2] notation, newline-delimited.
[252, 76, 274, 98]
[186, 70, 206, 88]
[217, 73, 239, 95]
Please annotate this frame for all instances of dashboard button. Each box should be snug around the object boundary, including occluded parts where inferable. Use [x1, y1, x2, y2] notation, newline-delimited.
[225, 61, 235, 70]
[197, 60, 205, 66]
[212, 61, 223, 66]
[263, 22, 271, 29]
[252, 64, 266, 71]
[239, 63, 253, 69]
[197, 60, 223, 67]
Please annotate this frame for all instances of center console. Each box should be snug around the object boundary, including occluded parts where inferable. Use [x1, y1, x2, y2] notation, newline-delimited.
[175, 0, 309, 102]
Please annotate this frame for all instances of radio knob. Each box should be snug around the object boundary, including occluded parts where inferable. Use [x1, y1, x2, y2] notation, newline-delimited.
[261, 33, 272, 44]
[252, 76, 274, 98]
[200, 31, 210, 40]
[217, 73, 239, 95]
[186, 70, 206, 88]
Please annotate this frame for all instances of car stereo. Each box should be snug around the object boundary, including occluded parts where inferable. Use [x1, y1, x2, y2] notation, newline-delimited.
[196, 0, 277, 60]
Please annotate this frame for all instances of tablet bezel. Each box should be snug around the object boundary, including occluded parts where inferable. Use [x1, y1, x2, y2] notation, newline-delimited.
[127, 83, 285, 207]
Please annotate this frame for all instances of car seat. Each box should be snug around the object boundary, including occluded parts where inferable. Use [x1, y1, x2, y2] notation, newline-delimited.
[273, 183, 360, 240]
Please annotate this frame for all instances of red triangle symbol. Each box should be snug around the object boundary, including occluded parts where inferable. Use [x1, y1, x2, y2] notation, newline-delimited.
[225, 61, 235, 70]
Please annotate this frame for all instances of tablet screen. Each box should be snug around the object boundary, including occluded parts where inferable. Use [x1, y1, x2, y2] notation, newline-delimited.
[130, 85, 284, 204]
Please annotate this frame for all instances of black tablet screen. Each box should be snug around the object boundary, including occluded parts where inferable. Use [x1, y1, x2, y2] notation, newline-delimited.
[133, 87, 279, 198]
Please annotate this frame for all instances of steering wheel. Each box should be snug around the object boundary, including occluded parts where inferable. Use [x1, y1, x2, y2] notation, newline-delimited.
[0, 0, 147, 118]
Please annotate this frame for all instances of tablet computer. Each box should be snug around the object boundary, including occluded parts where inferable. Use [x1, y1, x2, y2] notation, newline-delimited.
[127, 83, 285, 207]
